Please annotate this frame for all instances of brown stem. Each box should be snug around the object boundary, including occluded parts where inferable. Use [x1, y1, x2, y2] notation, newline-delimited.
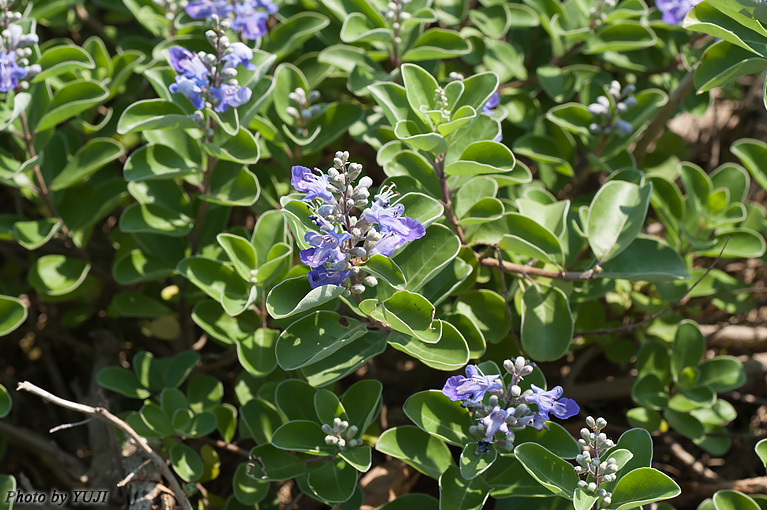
[479, 256, 599, 281]
[632, 68, 696, 164]
[575, 237, 728, 336]
[19, 112, 73, 240]
[434, 153, 465, 244]
[17, 381, 194, 510]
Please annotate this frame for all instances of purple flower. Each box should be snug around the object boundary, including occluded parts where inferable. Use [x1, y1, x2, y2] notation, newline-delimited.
[223, 43, 257, 71]
[251, 0, 278, 15]
[169, 76, 205, 109]
[185, 0, 232, 19]
[0, 52, 27, 92]
[518, 412, 548, 431]
[524, 385, 579, 422]
[168, 47, 210, 81]
[232, 2, 269, 40]
[307, 266, 352, 288]
[291, 166, 336, 203]
[299, 229, 351, 268]
[210, 83, 252, 112]
[363, 189, 425, 255]
[656, 0, 700, 24]
[481, 406, 511, 441]
[482, 91, 500, 114]
[442, 365, 502, 403]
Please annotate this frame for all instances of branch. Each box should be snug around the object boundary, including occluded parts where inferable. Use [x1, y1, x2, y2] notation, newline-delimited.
[632, 67, 696, 163]
[575, 238, 729, 336]
[16, 381, 193, 510]
[478, 256, 600, 281]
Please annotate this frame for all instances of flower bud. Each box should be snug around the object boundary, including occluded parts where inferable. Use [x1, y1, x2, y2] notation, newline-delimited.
[363, 276, 378, 287]
[587, 482, 597, 492]
[596, 417, 607, 430]
[578, 481, 587, 489]
[350, 284, 365, 294]
[349, 247, 366, 258]
[585, 416, 596, 429]
[358, 176, 373, 188]
[321, 424, 332, 433]
[350, 266, 361, 274]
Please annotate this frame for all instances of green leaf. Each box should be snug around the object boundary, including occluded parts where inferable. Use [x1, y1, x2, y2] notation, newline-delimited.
[514, 442, 579, 499]
[0, 384, 12, 419]
[395, 224, 461, 291]
[695, 41, 767, 92]
[97, 366, 150, 399]
[626, 407, 662, 433]
[33, 45, 95, 82]
[271, 420, 335, 455]
[119, 203, 192, 237]
[583, 21, 656, 54]
[116, 99, 199, 134]
[401, 63, 439, 124]
[301, 330, 388, 387]
[170, 443, 204, 482]
[233, 462, 268, 505]
[339, 446, 372, 472]
[263, 12, 330, 59]
[217, 233, 258, 281]
[521, 285, 573, 362]
[757, 438, 767, 469]
[444, 141, 518, 176]
[12, 218, 60, 251]
[599, 236, 689, 282]
[546, 103, 592, 136]
[438, 465, 491, 510]
[203, 127, 260, 165]
[123, 144, 199, 181]
[266, 277, 345, 319]
[499, 213, 564, 267]
[403, 29, 472, 61]
[163, 351, 201, 388]
[513, 422, 581, 458]
[702, 228, 766, 258]
[698, 356, 746, 392]
[28, 255, 90, 297]
[632, 373, 669, 410]
[50, 138, 124, 190]
[187, 374, 224, 413]
[512, 134, 574, 177]
[712, 490, 760, 510]
[608, 467, 681, 509]
[246, 444, 307, 481]
[236, 328, 278, 377]
[394, 120, 448, 153]
[0, 295, 26, 336]
[460, 443, 497, 480]
[177, 257, 255, 316]
[671, 320, 705, 382]
[240, 399, 286, 443]
[363, 255, 407, 289]
[368, 290, 442, 343]
[307, 458, 358, 503]
[276, 311, 368, 370]
[403, 390, 474, 446]
[387, 320, 469, 370]
[214, 404, 238, 443]
[0, 475, 16, 510]
[587, 181, 652, 263]
[732, 138, 767, 192]
[36, 80, 109, 132]
[378, 494, 438, 510]
[665, 408, 705, 439]
[275, 379, 319, 422]
[376, 426, 453, 479]
[111, 292, 172, 318]
[454, 289, 508, 345]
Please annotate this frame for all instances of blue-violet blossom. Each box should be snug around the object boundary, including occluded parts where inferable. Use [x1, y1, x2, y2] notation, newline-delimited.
[656, 0, 700, 25]
[525, 384, 580, 422]
[185, 0, 277, 40]
[442, 364, 503, 403]
[290, 152, 425, 292]
[0, 21, 40, 93]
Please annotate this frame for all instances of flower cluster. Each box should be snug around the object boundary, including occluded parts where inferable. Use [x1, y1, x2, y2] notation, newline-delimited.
[575, 416, 619, 509]
[291, 151, 425, 291]
[185, 0, 276, 40]
[286, 87, 324, 136]
[656, 0, 700, 25]
[442, 357, 579, 454]
[0, 5, 40, 93]
[322, 418, 362, 450]
[168, 19, 255, 112]
[587, 81, 637, 137]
